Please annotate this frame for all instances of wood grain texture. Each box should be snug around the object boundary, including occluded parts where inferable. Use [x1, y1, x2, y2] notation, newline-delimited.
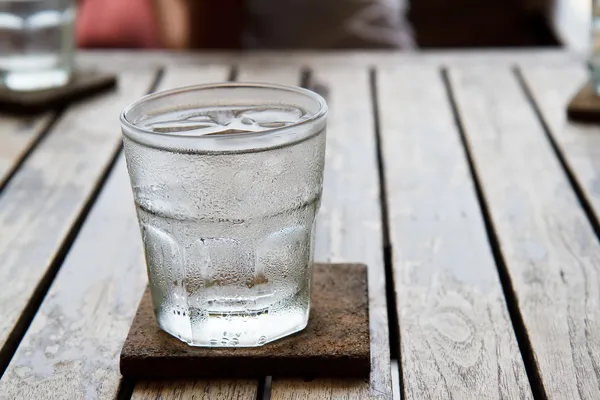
[519, 66, 600, 223]
[131, 380, 256, 400]
[0, 70, 155, 369]
[519, 64, 600, 398]
[270, 67, 392, 399]
[448, 66, 600, 399]
[0, 113, 54, 187]
[377, 66, 532, 399]
[270, 379, 370, 400]
[0, 158, 147, 400]
[128, 66, 260, 400]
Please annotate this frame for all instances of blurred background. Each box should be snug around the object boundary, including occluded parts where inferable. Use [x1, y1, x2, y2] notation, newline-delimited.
[76, 0, 590, 52]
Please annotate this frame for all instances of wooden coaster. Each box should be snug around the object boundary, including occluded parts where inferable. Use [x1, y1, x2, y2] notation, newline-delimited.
[567, 81, 600, 122]
[0, 70, 117, 114]
[120, 263, 370, 380]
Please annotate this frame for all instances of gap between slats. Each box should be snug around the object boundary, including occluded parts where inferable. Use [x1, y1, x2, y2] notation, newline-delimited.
[440, 67, 547, 400]
[515, 68, 600, 243]
[0, 69, 164, 381]
[369, 68, 403, 400]
[0, 112, 64, 195]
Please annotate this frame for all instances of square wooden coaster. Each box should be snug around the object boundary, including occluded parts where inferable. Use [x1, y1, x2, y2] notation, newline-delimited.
[120, 263, 370, 380]
[567, 81, 600, 122]
[0, 70, 117, 114]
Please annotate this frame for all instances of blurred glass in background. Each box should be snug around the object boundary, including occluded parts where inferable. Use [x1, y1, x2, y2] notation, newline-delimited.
[0, 0, 75, 91]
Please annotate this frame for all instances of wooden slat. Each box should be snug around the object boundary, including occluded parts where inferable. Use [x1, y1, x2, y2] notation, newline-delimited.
[270, 67, 392, 399]
[448, 66, 600, 399]
[519, 66, 600, 225]
[0, 70, 156, 368]
[132, 380, 257, 400]
[78, 50, 582, 72]
[0, 113, 54, 187]
[377, 66, 532, 399]
[519, 65, 600, 397]
[127, 66, 259, 400]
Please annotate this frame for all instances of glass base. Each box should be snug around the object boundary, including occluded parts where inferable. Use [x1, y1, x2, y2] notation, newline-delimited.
[152, 285, 311, 347]
[1, 67, 70, 91]
[157, 305, 310, 347]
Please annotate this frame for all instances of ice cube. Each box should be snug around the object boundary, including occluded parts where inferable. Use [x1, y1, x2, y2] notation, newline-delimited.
[148, 120, 219, 133]
[237, 106, 305, 125]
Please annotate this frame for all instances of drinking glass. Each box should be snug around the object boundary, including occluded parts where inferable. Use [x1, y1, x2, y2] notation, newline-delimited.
[0, 0, 75, 91]
[120, 83, 327, 347]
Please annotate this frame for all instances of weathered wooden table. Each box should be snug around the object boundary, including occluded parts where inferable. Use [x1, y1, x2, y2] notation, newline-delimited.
[0, 50, 597, 399]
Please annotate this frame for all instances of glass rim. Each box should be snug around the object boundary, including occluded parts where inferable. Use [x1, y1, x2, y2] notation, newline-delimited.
[120, 82, 328, 143]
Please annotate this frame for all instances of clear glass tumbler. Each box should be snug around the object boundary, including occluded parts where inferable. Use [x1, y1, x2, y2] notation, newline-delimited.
[0, 0, 75, 91]
[121, 83, 327, 347]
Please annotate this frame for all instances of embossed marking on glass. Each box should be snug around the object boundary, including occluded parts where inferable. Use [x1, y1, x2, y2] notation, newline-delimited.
[120, 83, 327, 347]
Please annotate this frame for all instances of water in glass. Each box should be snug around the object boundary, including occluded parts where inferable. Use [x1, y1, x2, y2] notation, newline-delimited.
[123, 104, 325, 347]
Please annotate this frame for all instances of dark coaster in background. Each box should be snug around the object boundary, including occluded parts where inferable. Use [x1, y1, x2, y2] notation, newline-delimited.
[567, 81, 600, 122]
[120, 263, 370, 380]
[0, 70, 117, 114]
